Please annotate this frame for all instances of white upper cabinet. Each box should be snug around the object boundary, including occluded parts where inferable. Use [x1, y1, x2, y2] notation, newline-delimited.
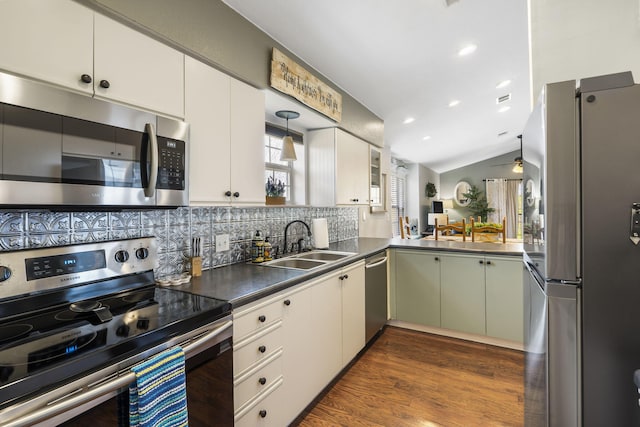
[185, 57, 265, 205]
[0, 0, 185, 118]
[0, 0, 94, 95]
[94, 14, 184, 118]
[229, 79, 266, 205]
[308, 128, 370, 206]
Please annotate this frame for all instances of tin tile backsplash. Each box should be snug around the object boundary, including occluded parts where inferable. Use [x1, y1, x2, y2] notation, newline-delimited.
[0, 207, 358, 277]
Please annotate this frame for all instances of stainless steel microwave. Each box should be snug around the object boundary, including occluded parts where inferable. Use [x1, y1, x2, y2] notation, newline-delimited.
[0, 72, 188, 208]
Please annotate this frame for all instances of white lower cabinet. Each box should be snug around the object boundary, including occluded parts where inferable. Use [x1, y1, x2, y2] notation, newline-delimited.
[233, 260, 366, 425]
[392, 249, 523, 344]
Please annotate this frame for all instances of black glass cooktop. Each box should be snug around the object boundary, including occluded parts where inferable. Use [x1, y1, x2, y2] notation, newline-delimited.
[0, 282, 230, 408]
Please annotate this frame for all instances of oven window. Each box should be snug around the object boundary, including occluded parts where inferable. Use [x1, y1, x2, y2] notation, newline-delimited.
[59, 338, 233, 427]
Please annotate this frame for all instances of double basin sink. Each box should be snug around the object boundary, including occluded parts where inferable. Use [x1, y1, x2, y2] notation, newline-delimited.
[261, 250, 356, 270]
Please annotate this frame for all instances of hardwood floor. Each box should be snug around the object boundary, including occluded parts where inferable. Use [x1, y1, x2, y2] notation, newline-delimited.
[294, 326, 524, 427]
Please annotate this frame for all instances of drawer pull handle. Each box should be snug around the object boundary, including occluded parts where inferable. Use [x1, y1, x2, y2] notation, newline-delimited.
[284, 299, 291, 306]
[258, 315, 266, 323]
[259, 409, 267, 418]
[258, 345, 266, 353]
[258, 377, 267, 385]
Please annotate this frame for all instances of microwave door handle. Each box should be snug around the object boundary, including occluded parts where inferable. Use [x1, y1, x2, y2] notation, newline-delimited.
[143, 123, 158, 198]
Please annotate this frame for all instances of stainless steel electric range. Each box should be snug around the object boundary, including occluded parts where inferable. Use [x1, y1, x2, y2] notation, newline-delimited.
[0, 237, 233, 426]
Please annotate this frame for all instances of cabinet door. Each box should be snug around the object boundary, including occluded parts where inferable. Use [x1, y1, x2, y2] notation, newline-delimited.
[94, 14, 184, 118]
[280, 287, 315, 424]
[341, 263, 365, 366]
[229, 79, 265, 204]
[0, 0, 93, 94]
[485, 256, 524, 342]
[395, 250, 441, 327]
[309, 272, 342, 392]
[440, 254, 486, 335]
[335, 130, 369, 205]
[185, 57, 232, 204]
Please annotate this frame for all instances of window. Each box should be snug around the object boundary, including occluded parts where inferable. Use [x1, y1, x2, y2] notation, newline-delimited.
[264, 123, 303, 202]
[264, 133, 292, 200]
[390, 164, 407, 237]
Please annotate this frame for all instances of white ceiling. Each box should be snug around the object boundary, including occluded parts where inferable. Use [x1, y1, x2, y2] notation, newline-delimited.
[223, 0, 531, 173]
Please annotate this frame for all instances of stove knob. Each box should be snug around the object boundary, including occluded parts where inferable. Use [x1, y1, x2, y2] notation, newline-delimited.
[135, 247, 149, 260]
[116, 324, 130, 337]
[0, 365, 14, 382]
[0, 266, 11, 282]
[137, 319, 150, 330]
[114, 250, 129, 263]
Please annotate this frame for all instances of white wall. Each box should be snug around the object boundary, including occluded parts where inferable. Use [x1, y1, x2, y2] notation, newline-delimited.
[530, 0, 640, 100]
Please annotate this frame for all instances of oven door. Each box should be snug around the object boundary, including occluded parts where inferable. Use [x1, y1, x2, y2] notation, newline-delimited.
[0, 317, 232, 427]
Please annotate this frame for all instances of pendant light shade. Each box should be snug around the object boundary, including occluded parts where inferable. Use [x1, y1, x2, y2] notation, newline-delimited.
[275, 110, 300, 162]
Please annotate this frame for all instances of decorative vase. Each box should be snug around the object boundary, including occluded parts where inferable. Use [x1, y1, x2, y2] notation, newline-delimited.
[265, 196, 285, 205]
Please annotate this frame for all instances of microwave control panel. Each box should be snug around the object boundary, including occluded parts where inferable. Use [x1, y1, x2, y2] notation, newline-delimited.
[157, 137, 185, 190]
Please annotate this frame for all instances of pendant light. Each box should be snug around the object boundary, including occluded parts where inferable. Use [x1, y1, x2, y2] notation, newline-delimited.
[275, 110, 300, 162]
[512, 134, 523, 174]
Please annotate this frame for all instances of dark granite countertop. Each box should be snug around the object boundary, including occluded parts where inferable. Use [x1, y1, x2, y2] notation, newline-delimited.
[171, 237, 522, 308]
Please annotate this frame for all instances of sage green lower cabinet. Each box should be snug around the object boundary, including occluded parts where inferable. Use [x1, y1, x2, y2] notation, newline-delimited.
[391, 248, 523, 345]
[395, 250, 441, 327]
[484, 256, 524, 342]
[440, 254, 486, 335]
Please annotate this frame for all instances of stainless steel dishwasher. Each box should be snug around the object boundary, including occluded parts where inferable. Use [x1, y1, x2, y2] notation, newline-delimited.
[365, 251, 388, 342]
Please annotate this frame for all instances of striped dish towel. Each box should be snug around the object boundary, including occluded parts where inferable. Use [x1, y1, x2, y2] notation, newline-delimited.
[129, 346, 189, 427]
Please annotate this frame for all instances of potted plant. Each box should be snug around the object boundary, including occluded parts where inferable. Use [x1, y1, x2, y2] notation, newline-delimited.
[265, 176, 286, 205]
[425, 182, 437, 198]
[462, 184, 494, 222]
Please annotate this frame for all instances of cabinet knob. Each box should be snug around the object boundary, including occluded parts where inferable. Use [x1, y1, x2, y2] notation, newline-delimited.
[434, 257, 439, 261]
[284, 299, 291, 306]
[80, 74, 92, 84]
[486, 260, 492, 265]
[258, 315, 266, 323]
[99, 79, 110, 89]
[233, 192, 240, 198]
[258, 345, 266, 353]
[258, 377, 267, 385]
[225, 190, 232, 197]
[259, 410, 267, 418]
[479, 260, 484, 264]
[343, 274, 349, 280]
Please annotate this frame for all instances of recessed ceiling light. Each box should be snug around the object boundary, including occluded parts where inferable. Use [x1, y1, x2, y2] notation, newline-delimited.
[498, 106, 511, 113]
[448, 100, 460, 107]
[403, 117, 415, 124]
[458, 44, 477, 56]
[496, 80, 511, 89]
[423, 136, 431, 140]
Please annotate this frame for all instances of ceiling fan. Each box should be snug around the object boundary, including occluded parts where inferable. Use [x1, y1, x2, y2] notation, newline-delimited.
[491, 134, 523, 173]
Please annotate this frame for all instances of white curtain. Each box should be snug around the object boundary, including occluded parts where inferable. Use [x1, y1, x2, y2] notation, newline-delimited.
[486, 179, 520, 238]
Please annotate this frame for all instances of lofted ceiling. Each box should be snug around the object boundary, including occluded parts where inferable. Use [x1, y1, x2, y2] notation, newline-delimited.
[223, 0, 531, 173]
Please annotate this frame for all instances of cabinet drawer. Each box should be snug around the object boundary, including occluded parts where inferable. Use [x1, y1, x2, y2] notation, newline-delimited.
[234, 322, 283, 376]
[234, 299, 283, 341]
[234, 351, 283, 411]
[235, 378, 284, 427]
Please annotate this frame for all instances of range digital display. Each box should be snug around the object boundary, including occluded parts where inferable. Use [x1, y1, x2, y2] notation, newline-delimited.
[25, 250, 107, 281]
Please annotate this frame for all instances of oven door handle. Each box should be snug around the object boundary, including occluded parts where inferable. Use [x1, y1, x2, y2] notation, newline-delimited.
[2, 319, 232, 427]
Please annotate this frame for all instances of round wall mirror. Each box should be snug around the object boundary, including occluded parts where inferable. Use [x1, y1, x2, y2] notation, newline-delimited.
[453, 181, 472, 207]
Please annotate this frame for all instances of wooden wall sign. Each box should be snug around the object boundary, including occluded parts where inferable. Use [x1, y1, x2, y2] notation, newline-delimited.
[270, 48, 342, 122]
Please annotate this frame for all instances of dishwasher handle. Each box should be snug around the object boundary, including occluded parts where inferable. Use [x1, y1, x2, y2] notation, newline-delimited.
[365, 256, 388, 269]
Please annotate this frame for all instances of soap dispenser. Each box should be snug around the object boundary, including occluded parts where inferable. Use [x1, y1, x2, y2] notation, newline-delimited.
[251, 230, 265, 263]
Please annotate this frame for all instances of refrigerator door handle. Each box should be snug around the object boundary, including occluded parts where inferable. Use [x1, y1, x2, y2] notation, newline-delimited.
[560, 278, 582, 285]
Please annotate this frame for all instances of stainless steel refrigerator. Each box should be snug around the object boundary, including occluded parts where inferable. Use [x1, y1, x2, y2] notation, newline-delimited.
[523, 71, 640, 426]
